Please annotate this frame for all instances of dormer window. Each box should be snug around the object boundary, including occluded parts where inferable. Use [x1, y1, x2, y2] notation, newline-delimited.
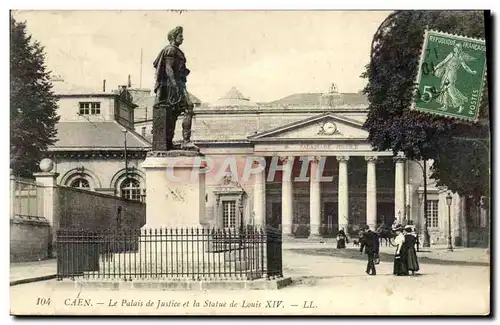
[79, 102, 101, 115]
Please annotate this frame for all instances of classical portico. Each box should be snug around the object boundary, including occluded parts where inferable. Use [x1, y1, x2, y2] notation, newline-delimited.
[248, 113, 407, 238]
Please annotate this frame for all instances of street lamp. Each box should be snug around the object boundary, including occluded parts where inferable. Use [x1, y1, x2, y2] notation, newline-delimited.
[446, 192, 453, 251]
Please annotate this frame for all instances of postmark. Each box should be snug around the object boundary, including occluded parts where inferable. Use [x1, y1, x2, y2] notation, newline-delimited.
[411, 29, 487, 122]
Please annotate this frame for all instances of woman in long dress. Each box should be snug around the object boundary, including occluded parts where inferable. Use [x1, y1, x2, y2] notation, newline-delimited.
[403, 226, 420, 275]
[336, 228, 347, 249]
[433, 42, 477, 113]
[393, 226, 409, 276]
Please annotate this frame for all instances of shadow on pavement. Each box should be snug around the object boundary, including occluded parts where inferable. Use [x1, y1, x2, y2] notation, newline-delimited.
[287, 248, 489, 267]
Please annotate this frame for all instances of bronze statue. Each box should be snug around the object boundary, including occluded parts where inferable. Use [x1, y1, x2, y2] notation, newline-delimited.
[152, 26, 196, 151]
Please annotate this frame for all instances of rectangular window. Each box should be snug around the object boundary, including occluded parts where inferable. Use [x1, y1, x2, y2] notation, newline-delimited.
[426, 200, 439, 228]
[79, 102, 101, 115]
[222, 201, 237, 228]
[141, 126, 146, 136]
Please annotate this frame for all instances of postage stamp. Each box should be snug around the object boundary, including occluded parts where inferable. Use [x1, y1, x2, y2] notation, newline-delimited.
[412, 29, 487, 122]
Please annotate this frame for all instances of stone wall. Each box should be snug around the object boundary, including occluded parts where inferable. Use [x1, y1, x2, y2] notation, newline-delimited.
[58, 186, 146, 230]
[10, 215, 50, 262]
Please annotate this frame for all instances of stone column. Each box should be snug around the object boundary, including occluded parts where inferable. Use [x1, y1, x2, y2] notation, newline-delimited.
[309, 156, 321, 238]
[394, 155, 406, 223]
[280, 156, 294, 237]
[458, 196, 468, 246]
[33, 158, 60, 258]
[452, 192, 462, 246]
[365, 156, 377, 229]
[253, 158, 266, 227]
[337, 156, 349, 233]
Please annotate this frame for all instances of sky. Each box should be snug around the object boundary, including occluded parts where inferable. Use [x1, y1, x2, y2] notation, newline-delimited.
[12, 10, 391, 103]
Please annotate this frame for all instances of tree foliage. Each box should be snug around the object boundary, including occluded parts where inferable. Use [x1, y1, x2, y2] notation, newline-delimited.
[10, 16, 60, 178]
[362, 10, 490, 203]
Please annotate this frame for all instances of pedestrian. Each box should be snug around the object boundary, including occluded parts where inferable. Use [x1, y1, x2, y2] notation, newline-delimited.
[360, 225, 380, 276]
[393, 225, 409, 276]
[336, 227, 348, 249]
[403, 226, 420, 275]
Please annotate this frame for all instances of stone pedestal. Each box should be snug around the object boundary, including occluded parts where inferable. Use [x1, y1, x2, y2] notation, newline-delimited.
[132, 150, 226, 277]
[140, 150, 206, 228]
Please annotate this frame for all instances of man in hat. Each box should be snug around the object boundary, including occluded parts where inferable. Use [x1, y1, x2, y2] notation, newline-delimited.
[152, 25, 195, 151]
[360, 225, 380, 275]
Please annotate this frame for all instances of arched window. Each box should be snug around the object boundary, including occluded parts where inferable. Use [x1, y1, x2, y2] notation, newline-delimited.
[70, 178, 90, 189]
[120, 178, 141, 201]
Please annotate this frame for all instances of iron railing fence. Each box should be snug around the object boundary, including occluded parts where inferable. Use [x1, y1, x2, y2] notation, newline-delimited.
[56, 226, 282, 281]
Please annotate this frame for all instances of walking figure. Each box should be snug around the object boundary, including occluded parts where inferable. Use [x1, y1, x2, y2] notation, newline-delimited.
[360, 225, 380, 276]
[393, 225, 409, 276]
[403, 226, 420, 276]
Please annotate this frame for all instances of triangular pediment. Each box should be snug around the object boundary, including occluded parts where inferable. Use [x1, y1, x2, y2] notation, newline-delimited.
[248, 113, 369, 141]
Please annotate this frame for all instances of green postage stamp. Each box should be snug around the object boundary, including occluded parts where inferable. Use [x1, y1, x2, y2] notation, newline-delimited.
[412, 30, 487, 122]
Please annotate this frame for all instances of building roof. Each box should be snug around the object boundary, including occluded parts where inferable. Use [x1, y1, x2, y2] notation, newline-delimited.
[210, 87, 257, 107]
[189, 93, 202, 105]
[132, 91, 203, 122]
[267, 92, 369, 106]
[51, 76, 112, 96]
[49, 121, 151, 151]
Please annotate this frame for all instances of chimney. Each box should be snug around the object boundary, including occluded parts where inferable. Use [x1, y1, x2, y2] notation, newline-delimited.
[128, 75, 131, 88]
[103, 79, 106, 92]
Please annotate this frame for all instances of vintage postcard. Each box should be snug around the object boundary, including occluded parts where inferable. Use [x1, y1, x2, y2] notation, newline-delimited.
[9, 10, 491, 316]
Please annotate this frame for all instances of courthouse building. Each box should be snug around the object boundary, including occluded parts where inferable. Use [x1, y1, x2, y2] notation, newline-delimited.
[133, 85, 487, 246]
[45, 76, 487, 247]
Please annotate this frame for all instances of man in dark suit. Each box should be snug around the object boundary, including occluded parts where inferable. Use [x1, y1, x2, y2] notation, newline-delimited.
[360, 225, 380, 275]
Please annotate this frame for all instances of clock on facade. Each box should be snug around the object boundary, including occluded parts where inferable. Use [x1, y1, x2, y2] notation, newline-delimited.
[322, 122, 337, 135]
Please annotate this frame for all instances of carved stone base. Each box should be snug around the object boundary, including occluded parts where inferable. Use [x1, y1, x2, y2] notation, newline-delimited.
[140, 153, 206, 228]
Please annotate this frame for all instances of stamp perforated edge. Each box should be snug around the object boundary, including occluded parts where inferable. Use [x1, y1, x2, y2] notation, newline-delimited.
[410, 28, 488, 124]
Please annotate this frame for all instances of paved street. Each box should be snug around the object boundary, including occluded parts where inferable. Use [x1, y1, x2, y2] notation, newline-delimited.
[10, 246, 489, 316]
[10, 259, 57, 284]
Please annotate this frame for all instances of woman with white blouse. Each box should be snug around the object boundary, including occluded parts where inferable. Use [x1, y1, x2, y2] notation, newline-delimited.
[393, 226, 409, 276]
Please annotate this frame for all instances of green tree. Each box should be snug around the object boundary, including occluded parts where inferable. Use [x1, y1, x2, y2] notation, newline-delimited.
[10, 15, 59, 178]
[362, 10, 489, 204]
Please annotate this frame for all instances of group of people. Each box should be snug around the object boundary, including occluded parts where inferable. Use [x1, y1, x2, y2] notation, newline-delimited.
[354, 224, 419, 276]
[392, 224, 420, 276]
